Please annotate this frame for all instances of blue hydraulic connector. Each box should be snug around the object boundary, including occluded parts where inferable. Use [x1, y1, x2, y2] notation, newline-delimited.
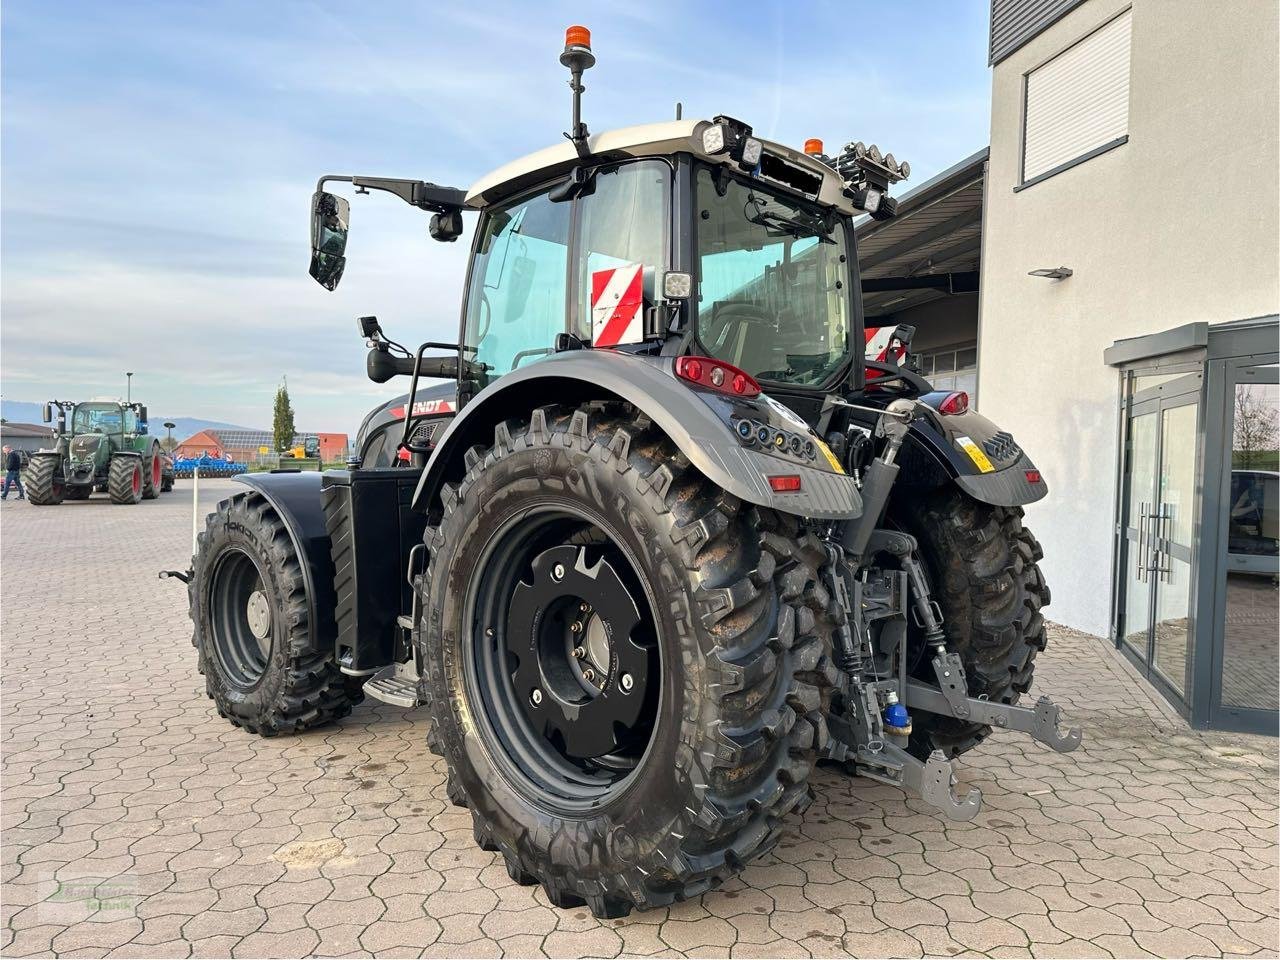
[883, 694, 912, 735]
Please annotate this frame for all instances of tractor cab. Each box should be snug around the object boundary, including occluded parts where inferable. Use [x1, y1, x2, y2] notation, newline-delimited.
[309, 29, 910, 456]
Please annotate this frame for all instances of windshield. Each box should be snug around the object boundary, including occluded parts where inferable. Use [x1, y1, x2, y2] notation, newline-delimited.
[72, 403, 124, 434]
[695, 168, 852, 387]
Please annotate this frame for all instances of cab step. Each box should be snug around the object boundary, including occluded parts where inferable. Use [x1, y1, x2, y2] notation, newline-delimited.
[362, 661, 423, 708]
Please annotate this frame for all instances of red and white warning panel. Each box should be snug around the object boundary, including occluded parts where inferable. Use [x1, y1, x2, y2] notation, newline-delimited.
[591, 263, 645, 347]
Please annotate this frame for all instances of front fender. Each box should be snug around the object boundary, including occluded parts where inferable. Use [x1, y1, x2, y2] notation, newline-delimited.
[232, 472, 335, 654]
[412, 351, 863, 520]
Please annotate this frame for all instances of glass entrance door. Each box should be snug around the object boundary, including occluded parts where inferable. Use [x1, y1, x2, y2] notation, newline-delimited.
[1116, 382, 1201, 706]
[1210, 362, 1278, 730]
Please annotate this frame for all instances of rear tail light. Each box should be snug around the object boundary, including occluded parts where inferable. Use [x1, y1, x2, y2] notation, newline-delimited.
[674, 356, 761, 398]
[1025, 469, 1042, 484]
[938, 391, 969, 416]
[768, 475, 802, 493]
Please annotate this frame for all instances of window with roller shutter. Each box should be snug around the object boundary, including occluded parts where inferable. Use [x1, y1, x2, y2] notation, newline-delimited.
[1019, 8, 1132, 188]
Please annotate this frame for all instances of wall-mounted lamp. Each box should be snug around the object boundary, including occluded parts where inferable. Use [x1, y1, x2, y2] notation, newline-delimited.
[1028, 266, 1073, 280]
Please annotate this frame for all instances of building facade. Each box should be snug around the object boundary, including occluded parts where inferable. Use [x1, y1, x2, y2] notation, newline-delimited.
[977, 0, 1279, 730]
[0, 422, 56, 455]
[174, 429, 349, 464]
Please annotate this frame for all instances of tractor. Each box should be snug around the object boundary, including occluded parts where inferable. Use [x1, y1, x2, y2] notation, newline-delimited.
[28, 398, 173, 505]
[178, 27, 1080, 918]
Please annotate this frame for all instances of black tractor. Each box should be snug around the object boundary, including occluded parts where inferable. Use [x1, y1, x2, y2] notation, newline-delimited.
[178, 27, 1079, 918]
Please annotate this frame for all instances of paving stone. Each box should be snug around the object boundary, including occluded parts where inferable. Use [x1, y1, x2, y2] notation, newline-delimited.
[1, 481, 1276, 958]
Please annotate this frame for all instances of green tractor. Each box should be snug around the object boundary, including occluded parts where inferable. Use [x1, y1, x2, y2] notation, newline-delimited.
[27, 399, 173, 505]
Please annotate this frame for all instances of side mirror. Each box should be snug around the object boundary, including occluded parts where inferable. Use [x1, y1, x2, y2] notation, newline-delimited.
[309, 190, 350, 291]
[42, 402, 53, 423]
[138, 406, 148, 423]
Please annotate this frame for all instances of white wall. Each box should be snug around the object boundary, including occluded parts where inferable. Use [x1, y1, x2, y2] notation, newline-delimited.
[979, 0, 1280, 637]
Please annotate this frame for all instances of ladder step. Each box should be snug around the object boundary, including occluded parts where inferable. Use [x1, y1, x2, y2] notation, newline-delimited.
[362, 665, 422, 708]
[396, 614, 415, 631]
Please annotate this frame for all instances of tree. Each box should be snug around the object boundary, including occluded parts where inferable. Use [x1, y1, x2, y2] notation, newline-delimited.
[1233, 384, 1278, 469]
[272, 378, 296, 454]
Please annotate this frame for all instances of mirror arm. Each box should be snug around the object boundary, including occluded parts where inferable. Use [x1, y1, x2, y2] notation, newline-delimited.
[318, 174, 466, 214]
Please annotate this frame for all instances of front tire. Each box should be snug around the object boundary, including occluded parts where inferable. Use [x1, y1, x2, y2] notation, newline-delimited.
[108, 456, 143, 504]
[25, 455, 64, 505]
[142, 443, 162, 499]
[891, 489, 1050, 759]
[190, 492, 362, 735]
[420, 403, 837, 917]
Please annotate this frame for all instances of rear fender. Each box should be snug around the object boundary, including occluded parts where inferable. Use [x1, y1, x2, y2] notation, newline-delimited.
[411, 351, 864, 520]
[899, 395, 1047, 507]
[231, 472, 335, 654]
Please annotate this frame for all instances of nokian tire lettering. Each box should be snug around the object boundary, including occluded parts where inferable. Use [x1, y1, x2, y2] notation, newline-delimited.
[419, 402, 838, 918]
[189, 491, 362, 735]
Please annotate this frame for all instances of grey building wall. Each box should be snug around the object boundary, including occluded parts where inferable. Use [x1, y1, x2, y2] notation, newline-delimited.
[978, 0, 1280, 637]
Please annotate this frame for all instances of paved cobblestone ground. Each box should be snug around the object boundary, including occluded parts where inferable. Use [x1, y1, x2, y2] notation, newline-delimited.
[2, 480, 1277, 958]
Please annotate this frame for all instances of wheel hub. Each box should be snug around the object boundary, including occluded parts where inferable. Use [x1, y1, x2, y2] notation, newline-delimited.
[246, 589, 272, 647]
[506, 544, 653, 760]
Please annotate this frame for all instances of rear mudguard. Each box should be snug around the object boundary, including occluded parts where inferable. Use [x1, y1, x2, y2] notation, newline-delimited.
[876, 392, 1047, 507]
[411, 350, 863, 520]
[231, 472, 336, 655]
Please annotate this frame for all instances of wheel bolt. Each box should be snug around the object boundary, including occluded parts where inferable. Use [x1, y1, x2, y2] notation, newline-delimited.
[620, 673, 634, 692]
[580, 602, 589, 612]
[530, 688, 543, 706]
[570, 621, 582, 633]
[583, 668, 595, 682]
[573, 646, 586, 659]
[552, 563, 565, 581]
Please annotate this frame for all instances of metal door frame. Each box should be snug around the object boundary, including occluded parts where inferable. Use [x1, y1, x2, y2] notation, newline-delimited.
[1199, 352, 1279, 735]
[1112, 373, 1203, 715]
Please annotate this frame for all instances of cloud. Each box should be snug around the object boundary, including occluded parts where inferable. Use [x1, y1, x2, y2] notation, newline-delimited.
[1, 0, 992, 437]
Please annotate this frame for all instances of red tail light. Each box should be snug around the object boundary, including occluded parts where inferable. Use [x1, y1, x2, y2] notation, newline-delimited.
[674, 356, 761, 398]
[768, 475, 802, 492]
[938, 391, 969, 416]
[1025, 469, 1042, 484]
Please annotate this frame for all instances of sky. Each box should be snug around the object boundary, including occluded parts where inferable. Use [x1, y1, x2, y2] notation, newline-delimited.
[0, 1, 993, 437]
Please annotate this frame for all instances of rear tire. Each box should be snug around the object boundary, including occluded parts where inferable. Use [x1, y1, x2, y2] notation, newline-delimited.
[420, 403, 837, 917]
[142, 443, 162, 499]
[891, 489, 1050, 759]
[190, 491, 362, 735]
[108, 456, 143, 504]
[25, 455, 64, 505]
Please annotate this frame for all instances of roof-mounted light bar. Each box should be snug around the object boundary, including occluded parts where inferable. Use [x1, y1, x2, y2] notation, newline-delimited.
[699, 116, 763, 171]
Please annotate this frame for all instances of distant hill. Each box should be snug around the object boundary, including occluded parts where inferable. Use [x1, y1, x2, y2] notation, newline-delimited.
[0, 400, 260, 440]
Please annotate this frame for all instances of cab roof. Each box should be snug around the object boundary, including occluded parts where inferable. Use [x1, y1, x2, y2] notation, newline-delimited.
[465, 119, 858, 215]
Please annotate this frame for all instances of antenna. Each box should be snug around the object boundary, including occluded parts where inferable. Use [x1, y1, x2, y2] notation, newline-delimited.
[675, 101, 683, 120]
[560, 26, 596, 159]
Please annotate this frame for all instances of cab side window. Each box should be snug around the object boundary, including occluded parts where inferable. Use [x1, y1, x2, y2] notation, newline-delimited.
[123, 409, 139, 434]
[575, 161, 669, 338]
[463, 190, 571, 384]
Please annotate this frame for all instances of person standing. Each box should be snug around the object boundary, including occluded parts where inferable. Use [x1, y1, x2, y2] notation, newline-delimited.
[2, 446, 25, 500]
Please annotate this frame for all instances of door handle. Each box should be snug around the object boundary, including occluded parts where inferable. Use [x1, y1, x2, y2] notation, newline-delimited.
[1135, 502, 1147, 582]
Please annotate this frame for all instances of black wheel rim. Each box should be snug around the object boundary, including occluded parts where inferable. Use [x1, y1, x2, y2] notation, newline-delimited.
[209, 548, 273, 688]
[464, 504, 661, 815]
